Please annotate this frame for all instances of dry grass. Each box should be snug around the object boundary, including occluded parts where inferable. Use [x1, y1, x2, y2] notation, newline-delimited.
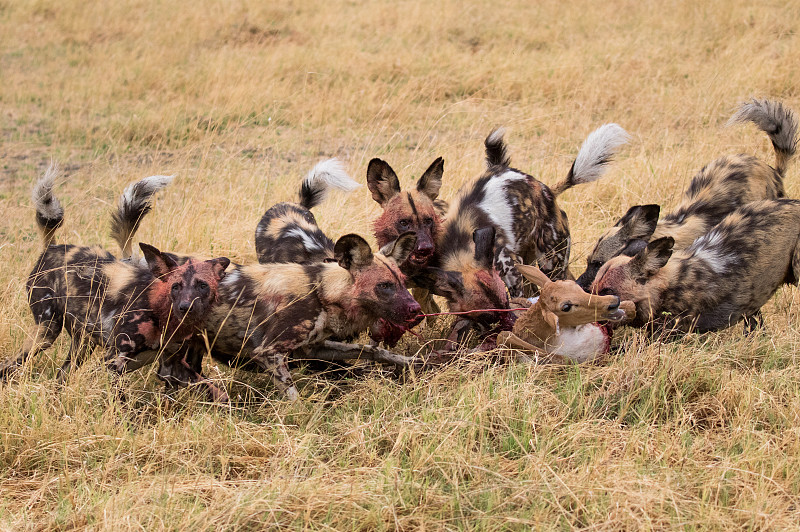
[2, 0, 800, 529]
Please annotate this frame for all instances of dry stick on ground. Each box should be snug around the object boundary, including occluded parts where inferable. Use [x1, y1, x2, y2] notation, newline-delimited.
[306, 340, 424, 370]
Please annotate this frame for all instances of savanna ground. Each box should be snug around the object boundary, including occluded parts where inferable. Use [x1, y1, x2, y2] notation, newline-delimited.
[2, 0, 800, 529]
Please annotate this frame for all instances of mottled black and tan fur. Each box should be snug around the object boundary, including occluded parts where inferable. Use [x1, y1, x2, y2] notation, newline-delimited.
[1, 167, 229, 390]
[577, 99, 798, 289]
[197, 232, 422, 400]
[255, 159, 360, 264]
[414, 124, 629, 326]
[592, 199, 800, 333]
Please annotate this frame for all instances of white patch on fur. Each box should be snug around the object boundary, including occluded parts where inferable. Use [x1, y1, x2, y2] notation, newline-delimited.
[304, 158, 361, 200]
[222, 269, 241, 286]
[527, 296, 540, 305]
[478, 170, 527, 249]
[688, 231, 729, 273]
[32, 163, 63, 219]
[486, 127, 506, 147]
[286, 227, 323, 251]
[120, 175, 174, 209]
[550, 324, 608, 363]
[571, 124, 630, 185]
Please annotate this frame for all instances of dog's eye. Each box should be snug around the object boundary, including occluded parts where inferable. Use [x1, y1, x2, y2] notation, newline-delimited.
[171, 283, 181, 293]
[196, 281, 209, 292]
[561, 303, 573, 312]
[589, 260, 602, 269]
[375, 281, 396, 298]
[423, 217, 433, 227]
[398, 219, 411, 229]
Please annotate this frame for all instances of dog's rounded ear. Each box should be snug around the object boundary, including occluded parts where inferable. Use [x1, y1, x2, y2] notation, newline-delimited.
[140, 242, 179, 279]
[410, 267, 464, 299]
[416, 157, 444, 201]
[515, 264, 551, 288]
[207, 257, 231, 281]
[631, 236, 674, 278]
[366, 159, 401, 206]
[616, 204, 661, 240]
[473, 227, 496, 270]
[334, 234, 373, 270]
[620, 238, 649, 257]
[379, 231, 417, 264]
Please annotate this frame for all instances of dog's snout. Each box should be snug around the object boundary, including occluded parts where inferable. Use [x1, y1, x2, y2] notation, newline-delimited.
[179, 301, 191, 313]
[607, 296, 620, 312]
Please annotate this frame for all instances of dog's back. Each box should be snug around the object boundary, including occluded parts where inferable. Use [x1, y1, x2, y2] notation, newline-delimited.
[578, 99, 799, 289]
[255, 159, 358, 264]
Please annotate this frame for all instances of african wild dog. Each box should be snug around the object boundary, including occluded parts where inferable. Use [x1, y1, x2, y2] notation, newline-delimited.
[576, 99, 798, 289]
[193, 232, 422, 400]
[367, 157, 446, 316]
[0, 166, 230, 390]
[591, 199, 800, 333]
[412, 123, 629, 332]
[255, 158, 361, 264]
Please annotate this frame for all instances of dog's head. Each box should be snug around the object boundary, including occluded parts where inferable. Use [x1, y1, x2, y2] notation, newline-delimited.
[140, 243, 230, 329]
[516, 264, 633, 331]
[333, 232, 423, 330]
[368, 157, 445, 272]
[413, 227, 513, 330]
[576, 204, 660, 290]
[590, 236, 674, 325]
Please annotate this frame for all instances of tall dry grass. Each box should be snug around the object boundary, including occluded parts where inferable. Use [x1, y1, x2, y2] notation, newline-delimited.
[2, 0, 800, 529]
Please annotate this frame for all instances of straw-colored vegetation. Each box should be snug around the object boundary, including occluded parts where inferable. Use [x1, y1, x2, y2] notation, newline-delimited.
[2, 0, 800, 529]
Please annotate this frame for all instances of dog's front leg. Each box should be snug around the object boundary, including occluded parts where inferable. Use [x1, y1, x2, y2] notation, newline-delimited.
[252, 344, 298, 401]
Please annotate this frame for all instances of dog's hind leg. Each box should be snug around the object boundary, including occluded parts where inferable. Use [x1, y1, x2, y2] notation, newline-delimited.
[0, 320, 63, 380]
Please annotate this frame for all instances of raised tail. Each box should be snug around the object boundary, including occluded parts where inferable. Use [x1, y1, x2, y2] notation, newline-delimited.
[32, 163, 64, 249]
[551, 123, 630, 196]
[484, 127, 511, 167]
[728, 98, 798, 177]
[298, 158, 361, 210]
[110, 175, 174, 259]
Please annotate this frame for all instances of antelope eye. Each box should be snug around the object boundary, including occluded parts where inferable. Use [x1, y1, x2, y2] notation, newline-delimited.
[598, 288, 615, 297]
[561, 303, 573, 312]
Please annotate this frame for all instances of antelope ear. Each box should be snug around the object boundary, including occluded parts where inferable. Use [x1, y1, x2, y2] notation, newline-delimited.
[207, 257, 231, 281]
[616, 204, 660, 240]
[366, 159, 401, 206]
[379, 231, 417, 264]
[630, 236, 674, 279]
[416, 157, 444, 201]
[543, 310, 560, 335]
[515, 264, 551, 288]
[473, 227, 496, 270]
[140, 243, 179, 279]
[334, 234, 374, 270]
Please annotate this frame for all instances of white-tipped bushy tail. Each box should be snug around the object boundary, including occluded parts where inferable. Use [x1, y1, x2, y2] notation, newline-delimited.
[110, 175, 174, 259]
[484, 127, 511, 168]
[551, 123, 630, 196]
[298, 158, 361, 210]
[728, 98, 798, 176]
[32, 163, 64, 249]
